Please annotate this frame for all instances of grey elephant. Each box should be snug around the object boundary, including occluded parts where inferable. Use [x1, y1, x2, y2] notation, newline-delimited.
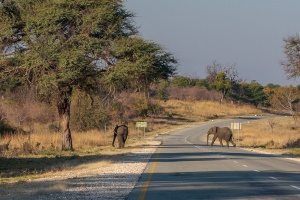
[112, 125, 128, 148]
[207, 126, 236, 147]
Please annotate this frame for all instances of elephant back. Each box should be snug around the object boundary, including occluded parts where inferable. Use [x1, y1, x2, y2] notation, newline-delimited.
[116, 125, 128, 135]
[219, 127, 233, 140]
[220, 127, 232, 133]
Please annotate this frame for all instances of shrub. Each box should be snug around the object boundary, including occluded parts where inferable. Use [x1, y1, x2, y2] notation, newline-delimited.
[71, 91, 110, 131]
[0, 119, 16, 136]
[165, 86, 221, 101]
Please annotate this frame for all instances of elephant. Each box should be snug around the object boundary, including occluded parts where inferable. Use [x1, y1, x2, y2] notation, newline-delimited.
[207, 126, 236, 147]
[112, 124, 128, 148]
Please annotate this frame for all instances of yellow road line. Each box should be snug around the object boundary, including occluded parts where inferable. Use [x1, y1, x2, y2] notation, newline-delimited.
[138, 148, 162, 200]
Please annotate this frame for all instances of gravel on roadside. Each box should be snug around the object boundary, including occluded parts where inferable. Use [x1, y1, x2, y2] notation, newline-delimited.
[0, 140, 161, 200]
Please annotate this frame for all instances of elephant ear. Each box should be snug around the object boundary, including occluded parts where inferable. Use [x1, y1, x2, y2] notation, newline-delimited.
[215, 126, 219, 133]
[213, 126, 218, 134]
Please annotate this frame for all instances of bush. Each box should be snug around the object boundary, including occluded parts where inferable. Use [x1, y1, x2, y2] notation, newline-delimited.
[0, 119, 15, 136]
[71, 91, 110, 131]
[166, 86, 221, 101]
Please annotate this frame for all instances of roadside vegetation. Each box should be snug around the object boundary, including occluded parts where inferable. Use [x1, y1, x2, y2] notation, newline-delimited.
[0, 99, 262, 183]
[239, 117, 300, 156]
[1, 0, 300, 184]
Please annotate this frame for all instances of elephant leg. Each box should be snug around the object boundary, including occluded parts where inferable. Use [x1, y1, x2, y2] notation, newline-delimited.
[117, 134, 124, 148]
[123, 135, 127, 148]
[229, 135, 236, 147]
[230, 140, 236, 147]
[218, 138, 224, 147]
[226, 140, 229, 147]
[121, 134, 126, 148]
[211, 135, 218, 146]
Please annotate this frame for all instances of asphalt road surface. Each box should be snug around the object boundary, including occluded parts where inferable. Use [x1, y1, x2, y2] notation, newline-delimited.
[127, 116, 300, 200]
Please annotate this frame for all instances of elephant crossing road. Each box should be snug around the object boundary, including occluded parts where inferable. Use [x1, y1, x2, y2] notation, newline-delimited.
[207, 126, 236, 147]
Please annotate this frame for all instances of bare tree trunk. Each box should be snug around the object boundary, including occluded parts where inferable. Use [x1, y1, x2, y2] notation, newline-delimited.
[57, 83, 73, 151]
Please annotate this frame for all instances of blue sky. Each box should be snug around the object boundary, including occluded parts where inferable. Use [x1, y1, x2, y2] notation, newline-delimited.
[124, 0, 300, 86]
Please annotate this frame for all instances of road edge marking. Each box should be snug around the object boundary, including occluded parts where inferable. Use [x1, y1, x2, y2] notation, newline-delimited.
[138, 148, 162, 200]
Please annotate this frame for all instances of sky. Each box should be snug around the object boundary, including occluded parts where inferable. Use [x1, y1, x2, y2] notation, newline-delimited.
[124, 0, 300, 86]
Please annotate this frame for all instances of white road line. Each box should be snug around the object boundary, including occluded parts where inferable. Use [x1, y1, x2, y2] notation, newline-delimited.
[269, 176, 278, 180]
[291, 185, 300, 190]
[242, 165, 248, 167]
[234, 161, 238, 163]
[254, 170, 260, 172]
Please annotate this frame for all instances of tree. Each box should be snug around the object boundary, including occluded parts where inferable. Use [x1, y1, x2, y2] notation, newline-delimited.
[280, 34, 300, 120]
[107, 37, 177, 104]
[269, 86, 300, 119]
[281, 34, 300, 79]
[0, 0, 137, 150]
[241, 81, 267, 107]
[170, 76, 196, 88]
[210, 72, 231, 103]
[206, 61, 241, 102]
[205, 61, 224, 85]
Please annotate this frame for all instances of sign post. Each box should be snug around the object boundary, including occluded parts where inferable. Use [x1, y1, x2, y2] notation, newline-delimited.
[136, 122, 147, 137]
[231, 122, 241, 145]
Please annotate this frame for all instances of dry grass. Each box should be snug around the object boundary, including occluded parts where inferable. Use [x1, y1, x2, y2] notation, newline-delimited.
[0, 100, 263, 156]
[238, 116, 300, 156]
[162, 100, 261, 120]
[0, 100, 261, 155]
[0, 100, 281, 184]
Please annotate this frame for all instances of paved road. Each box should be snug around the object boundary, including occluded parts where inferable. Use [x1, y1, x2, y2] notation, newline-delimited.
[127, 117, 300, 200]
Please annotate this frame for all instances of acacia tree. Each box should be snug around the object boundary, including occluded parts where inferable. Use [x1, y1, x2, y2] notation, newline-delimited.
[108, 37, 177, 103]
[0, 0, 137, 150]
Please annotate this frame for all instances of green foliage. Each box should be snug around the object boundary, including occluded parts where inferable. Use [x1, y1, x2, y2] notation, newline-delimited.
[170, 76, 208, 88]
[0, 0, 137, 95]
[170, 76, 196, 87]
[195, 79, 209, 88]
[107, 37, 177, 94]
[0, 0, 140, 150]
[210, 72, 231, 91]
[210, 72, 232, 101]
[265, 83, 280, 89]
[241, 81, 267, 107]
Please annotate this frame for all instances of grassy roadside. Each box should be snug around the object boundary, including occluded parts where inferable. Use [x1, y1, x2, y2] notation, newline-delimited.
[1, 100, 299, 184]
[0, 118, 188, 185]
[238, 116, 300, 157]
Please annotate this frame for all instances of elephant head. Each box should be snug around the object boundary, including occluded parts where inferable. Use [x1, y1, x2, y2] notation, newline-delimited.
[207, 126, 219, 145]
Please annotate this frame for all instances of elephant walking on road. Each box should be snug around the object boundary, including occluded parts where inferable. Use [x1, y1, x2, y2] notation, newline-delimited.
[207, 126, 236, 147]
[112, 125, 128, 148]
